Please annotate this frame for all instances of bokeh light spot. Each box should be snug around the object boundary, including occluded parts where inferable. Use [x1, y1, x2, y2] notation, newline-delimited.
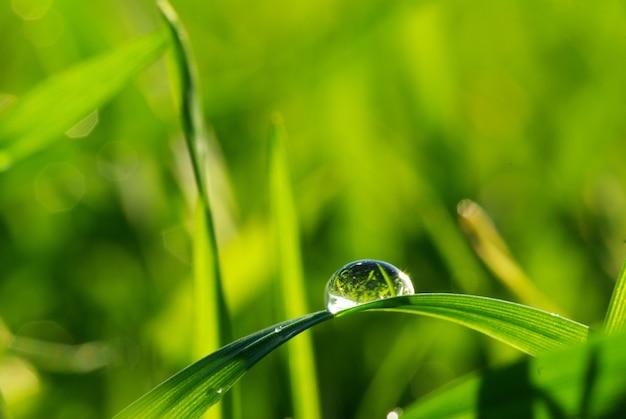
[11, 0, 52, 20]
[162, 226, 191, 264]
[0, 357, 40, 406]
[97, 140, 138, 182]
[65, 109, 99, 138]
[0, 152, 12, 172]
[34, 162, 85, 212]
[0, 94, 17, 115]
[22, 8, 64, 47]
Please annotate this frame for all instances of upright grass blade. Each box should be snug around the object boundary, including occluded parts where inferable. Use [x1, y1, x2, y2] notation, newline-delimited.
[0, 32, 167, 170]
[268, 114, 321, 419]
[401, 330, 626, 418]
[457, 199, 566, 315]
[604, 258, 626, 334]
[157, 0, 232, 353]
[158, 1, 233, 417]
[113, 311, 333, 419]
[116, 292, 589, 417]
[337, 294, 588, 356]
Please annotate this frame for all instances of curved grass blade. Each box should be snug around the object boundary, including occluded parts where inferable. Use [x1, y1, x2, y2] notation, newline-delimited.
[337, 294, 588, 356]
[116, 292, 587, 417]
[401, 330, 626, 418]
[0, 32, 167, 170]
[604, 259, 626, 334]
[114, 311, 332, 419]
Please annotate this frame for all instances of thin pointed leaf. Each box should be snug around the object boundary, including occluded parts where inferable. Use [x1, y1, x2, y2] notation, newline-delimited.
[117, 292, 588, 417]
[338, 293, 588, 356]
[158, 1, 233, 417]
[0, 33, 167, 169]
[157, 1, 231, 347]
[604, 259, 626, 334]
[114, 311, 332, 419]
[401, 330, 626, 418]
[269, 114, 321, 419]
[457, 199, 565, 315]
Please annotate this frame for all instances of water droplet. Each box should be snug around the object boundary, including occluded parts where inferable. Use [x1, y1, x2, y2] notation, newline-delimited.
[325, 260, 415, 314]
[274, 326, 283, 333]
[386, 407, 403, 419]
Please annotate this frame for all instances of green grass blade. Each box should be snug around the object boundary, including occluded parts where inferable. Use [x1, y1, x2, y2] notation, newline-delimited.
[157, 0, 210, 202]
[116, 291, 587, 417]
[457, 199, 566, 315]
[158, 1, 233, 416]
[401, 330, 626, 418]
[0, 32, 167, 170]
[337, 294, 588, 356]
[113, 311, 332, 419]
[192, 199, 224, 357]
[604, 259, 626, 334]
[158, 0, 231, 348]
[268, 114, 321, 419]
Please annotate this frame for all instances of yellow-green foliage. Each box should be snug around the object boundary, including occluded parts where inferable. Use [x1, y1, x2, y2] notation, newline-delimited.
[0, 0, 625, 418]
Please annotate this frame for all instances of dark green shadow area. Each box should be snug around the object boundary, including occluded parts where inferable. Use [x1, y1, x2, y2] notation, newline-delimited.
[403, 330, 626, 418]
[477, 358, 567, 419]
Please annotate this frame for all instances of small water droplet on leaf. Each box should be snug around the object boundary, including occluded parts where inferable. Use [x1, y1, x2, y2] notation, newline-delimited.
[325, 260, 415, 314]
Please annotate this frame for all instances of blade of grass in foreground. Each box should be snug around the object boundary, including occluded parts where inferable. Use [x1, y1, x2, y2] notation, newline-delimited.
[116, 293, 589, 417]
[0, 32, 167, 170]
[269, 114, 321, 419]
[401, 330, 626, 418]
[604, 258, 626, 334]
[337, 294, 588, 356]
[113, 311, 333, 419]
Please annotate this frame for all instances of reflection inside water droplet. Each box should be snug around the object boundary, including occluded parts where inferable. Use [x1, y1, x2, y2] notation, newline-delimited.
[325, 260, 415, 314]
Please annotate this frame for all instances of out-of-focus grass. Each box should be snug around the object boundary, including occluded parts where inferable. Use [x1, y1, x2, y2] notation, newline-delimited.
[1, 0, 625, 418]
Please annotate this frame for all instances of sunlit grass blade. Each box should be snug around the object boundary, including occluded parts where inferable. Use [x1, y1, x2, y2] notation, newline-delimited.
[192, 199, 225, 358]
[269, 113, 321, 419]
[116, 291, 588, 417]
[158, 1, 233, 417]
[338, 294, 588, 356]
[401, 330, 626, 418]
[158, 0, 231, 351]
[457, 199, 566, 315]
[113, 311, 332, 419]
[604, 259, 626, 334]
[0, 32, 167, 170]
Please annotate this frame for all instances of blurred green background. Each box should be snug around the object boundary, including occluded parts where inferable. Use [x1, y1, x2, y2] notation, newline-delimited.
[1, 0, 626, 418]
